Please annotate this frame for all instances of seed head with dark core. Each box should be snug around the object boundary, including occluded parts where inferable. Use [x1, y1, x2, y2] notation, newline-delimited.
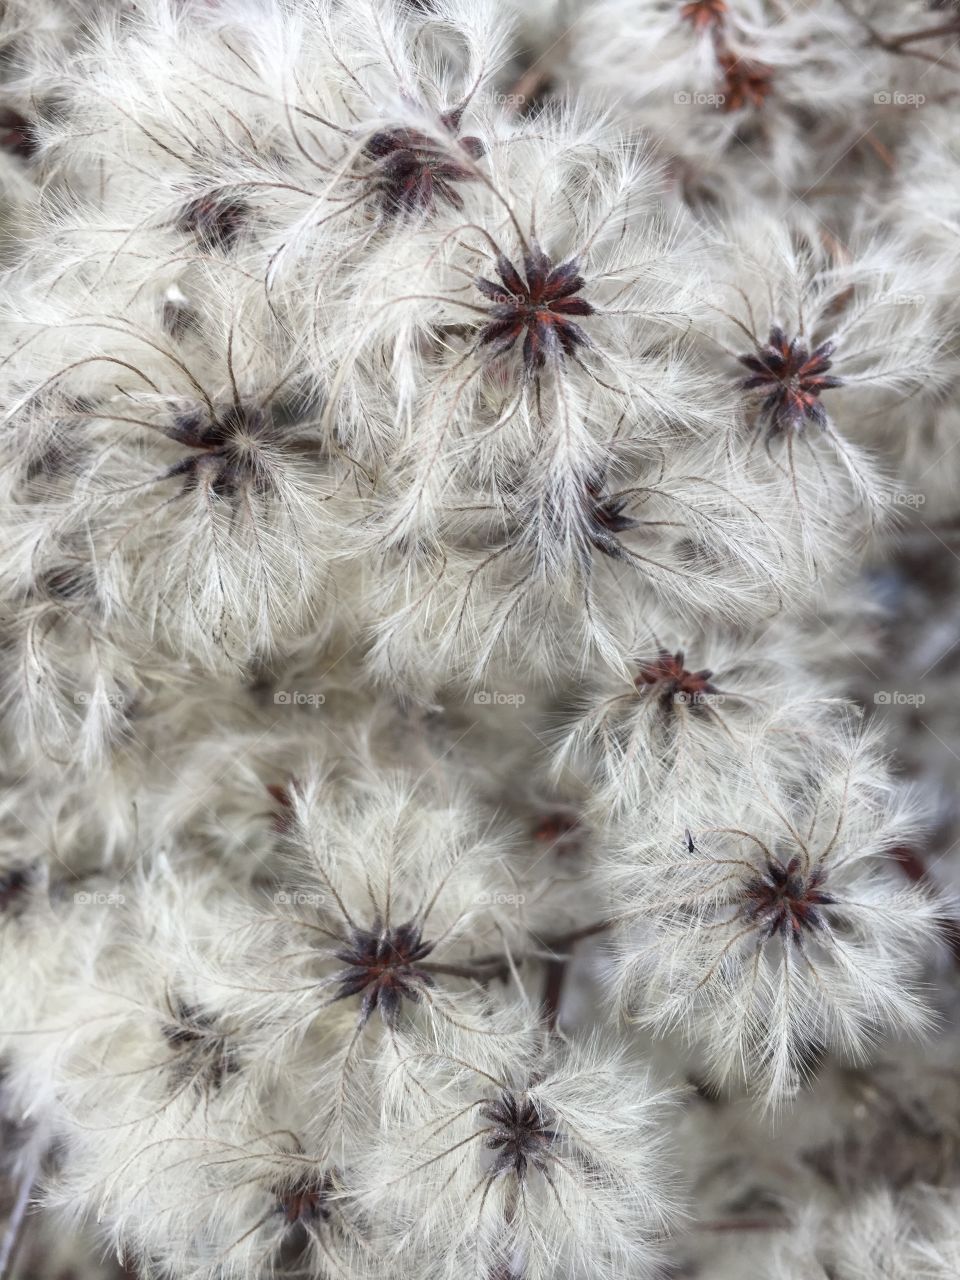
[178, 193, 249, 251]
[363, 105, 484, 216]
[163, 404, 274, 500]
[161, 998, 237, 1091]
[266, 781, 297, 833]
[635, 650, 717, 703]
[0, 867, 30, 914]
[585, 478, 638, 559]
[480, 1091, 559, 1180]
[741, 857, 836, 947]
[738, 326, 843, 434]
[718, 52, 774, 112]
[275, 1171, 335, 1226]
[331, 919, 435, 1026]
[680, 0, 728, 32]
[540, 475, 637, 564]
[0, 108, 36, 159]
[532, 812, 580, 848]
[475, 246, 595, 376]
[35, 566, 92, 603]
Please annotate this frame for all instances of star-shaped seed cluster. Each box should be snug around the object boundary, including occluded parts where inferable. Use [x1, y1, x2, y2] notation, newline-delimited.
[331, 919, 435, 1026]
[476, 247, 595, 375]
[742, 856, 836, 947]
[739, 326, 843, 433]
[635, 650, 717, 703]
[364, 106, 485, 216]
[480, 1091, 559, 1180]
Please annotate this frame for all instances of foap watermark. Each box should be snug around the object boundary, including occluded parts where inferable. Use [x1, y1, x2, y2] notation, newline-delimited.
[472, 87, 526, 109]
[473, 690, 526, 707]
[476, 890, 526, 907]
[874, 90, 925, 109]
[481, 288, 516, 306]
[879, 291, 927, 308]
[883, 490, 926, 509]
[74, 890, 125, 906]
[74, 690, 126, 707]
[274, 690, 326, 708]
[274, 890, 326, 907]
[674, 90, 726, 108]
[673, 690, 724, 706]
[874, 691, 926, 707]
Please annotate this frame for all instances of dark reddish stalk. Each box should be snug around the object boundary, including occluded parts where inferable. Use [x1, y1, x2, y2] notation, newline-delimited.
[0, 1149, 40, 1280]
[835, 0, 960, 70]
[543, 918, 613, 948]
[540, 957, 567, 1030]
[695, 1216, 789, 1233]
[420, 959, 512, 982]
[891, 845, 960, 964]
[882, 19, 960, 47]
[538, 920, 613, 1029]
[421, 919, 613, 1000]
[454, 919, 614, 973]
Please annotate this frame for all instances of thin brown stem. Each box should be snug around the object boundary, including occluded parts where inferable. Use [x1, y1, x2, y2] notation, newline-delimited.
[882, 19, 960, 48]
[891, 845, 960, 964]
[694, 1216, 790, 1233]
[419, 960, 511, 983]
[469, 918, 614, 969]
[540, 957, 567, 1030]
[419, 920, 614, 992]
[0, 1147, 41, 1280]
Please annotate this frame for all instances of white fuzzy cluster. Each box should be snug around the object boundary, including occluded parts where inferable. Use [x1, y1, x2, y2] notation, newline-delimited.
[1, 1, 959, 1277]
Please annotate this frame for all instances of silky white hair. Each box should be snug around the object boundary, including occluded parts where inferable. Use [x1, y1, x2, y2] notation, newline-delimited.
[0, 0, 958, 1276]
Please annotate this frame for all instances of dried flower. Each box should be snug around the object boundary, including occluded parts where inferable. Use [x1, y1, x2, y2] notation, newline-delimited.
[161, 996, 238, 1092]
[178, 193, 249, 250]
[372, 1027, 677, 1280]
[680, 0, 728, 34]
[363, 105, 485, 216]
[0, 108, 36, 159]
[0, 865, 32, 913]
[635, 648, 718, 704]
[0, 1, 957, 1274]
[332, 919, 436, 1027]
[739, 327, 843, 435]
[717, 51, 774, 113]
[475, 247, 595, 375]
[610, 725, 942, 1105]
